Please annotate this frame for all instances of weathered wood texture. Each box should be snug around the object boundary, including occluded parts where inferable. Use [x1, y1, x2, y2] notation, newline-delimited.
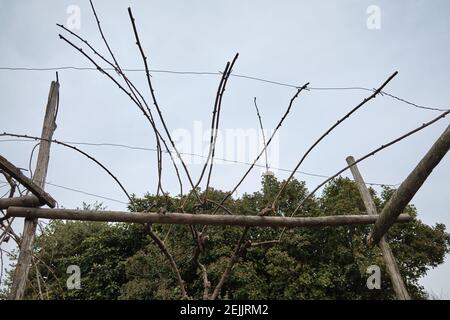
[7, 206, 413, 228]
[0, 155, 55, 208]
[9, 81, 59, 300]
[368, 124, 450, 247]
[0, 195, 41, 210]
[346, 156, 410, 300]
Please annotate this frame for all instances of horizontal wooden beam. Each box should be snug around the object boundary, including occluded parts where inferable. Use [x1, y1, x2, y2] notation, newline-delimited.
[6, 207, 413, 228]
[368, 124, 450, 247]
[0, 155, 56, 208]
[0, 195, 41, 210]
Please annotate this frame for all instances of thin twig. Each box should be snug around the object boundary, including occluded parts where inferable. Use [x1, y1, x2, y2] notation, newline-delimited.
[0, 218, 20, 244]
[0, 170, 16, 198]
[210, 228, 249, 300]
[205, 198, 234, 215]
[253, 97, 269, 172]
[250, 240, 280, 247]
[32, 257, 44, 300]
[127, 7, 199, 201]
[146, 225, 189, 299]
[28, 143, 40, 180]
[181, 59, 231, 210]
[32, 253, 66, 298]
[205, 54, 239, 197]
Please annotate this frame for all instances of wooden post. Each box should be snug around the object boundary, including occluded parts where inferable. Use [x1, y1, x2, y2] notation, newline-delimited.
[6, 206, 413, 228]
[9, 81, 59, 300]
[346, 156, 410, 300]
[368, 124, 450, 247]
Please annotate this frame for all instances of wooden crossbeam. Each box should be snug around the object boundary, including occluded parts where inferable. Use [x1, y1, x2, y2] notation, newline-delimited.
[368, 124, 450, 247]
[6, 206, 413, 228]
[0, 155, 56, 208]
[0, 195, 41, 210]
[347, 156, 410, 300]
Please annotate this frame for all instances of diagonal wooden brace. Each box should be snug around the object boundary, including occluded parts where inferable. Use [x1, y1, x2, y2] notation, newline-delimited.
[0, 155, 56, 208]
[368, 124, 450, 247]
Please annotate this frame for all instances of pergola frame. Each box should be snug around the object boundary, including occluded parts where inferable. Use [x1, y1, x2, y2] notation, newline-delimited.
[1, 47, 448, 300]
[2, 112, 448, 299]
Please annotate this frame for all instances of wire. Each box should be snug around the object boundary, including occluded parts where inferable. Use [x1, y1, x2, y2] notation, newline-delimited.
[0, 178, 127, 205]
[0, 66, 218, 74]
[0, 137, 399, 186]
[45, 181, 128, 205]
[379, 91, 448, 112]
[0, 66, 448, 112]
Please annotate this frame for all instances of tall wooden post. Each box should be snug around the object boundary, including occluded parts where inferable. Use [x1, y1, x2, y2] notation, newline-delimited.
[346, 156, 410, 300]
[9, 80, 59, 299]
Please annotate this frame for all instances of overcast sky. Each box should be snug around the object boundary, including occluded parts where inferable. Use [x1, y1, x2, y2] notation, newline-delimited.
[1, 0, 449, 298]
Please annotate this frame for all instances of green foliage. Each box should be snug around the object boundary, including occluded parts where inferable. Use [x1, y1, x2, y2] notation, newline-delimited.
[8, 177, 450, 300]
[21, 202, 150, 300]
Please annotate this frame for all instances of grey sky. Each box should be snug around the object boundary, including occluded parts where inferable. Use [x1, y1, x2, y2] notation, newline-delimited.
[0, 0, 449, 298]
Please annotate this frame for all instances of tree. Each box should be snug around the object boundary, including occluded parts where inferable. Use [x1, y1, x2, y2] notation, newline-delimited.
[8, 177, 449, 300]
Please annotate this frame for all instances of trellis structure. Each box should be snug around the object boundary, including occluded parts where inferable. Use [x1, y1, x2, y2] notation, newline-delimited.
[1, 2, 450, 301]
[1, 79, 448, 300]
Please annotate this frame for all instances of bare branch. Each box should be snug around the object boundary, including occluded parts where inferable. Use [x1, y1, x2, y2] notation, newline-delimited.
[253, 97, 269, 172]
[271, 71, 398, 210]
[205, 198, 233, 215]
[210, 82, 309, 216]
[146, 224, 189, 299]
[32, 257, 44, 300]
[127, 7, 199, 201]
[368, 123, 450, 247]
[198, 83, 309, 297]
[210, 228, 249, 300]
[57, 32, 184, 198]
[205, 54, 240, 197]
[89, 0, 173, 197]
[32, 253, 66, 298]
[0, 170, 16, 198]
[198, 262, 211, 300]
[180, 57, 233, 210]
[1, 133, 131, 201]
[250, 240, 280, 247]
[0, 155, 56, 207]
[290, 110, 450, 219]
[57, 18, 181, 197]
